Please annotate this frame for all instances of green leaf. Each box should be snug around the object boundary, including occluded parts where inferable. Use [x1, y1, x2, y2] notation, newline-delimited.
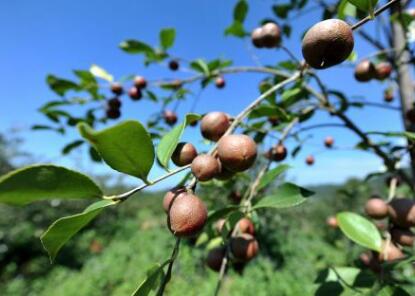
[347, 0, 378, 14]
[131, 262, 168, 296]
[62, 140, 84, 155]
[225, 21, 246, 38]
[253, 183, 312, 210]
[119, 40, 155, 55]
[338, 0, 357, 19]
[190, 59, 210, 76]
[156, 114, 201, 169]
[336, 212, 382, 252]
[89, 64, 113, 82]
[41, 200, 117, 262]
[46, 75, 79, 96]
[0, 165, 102, 206]
[78, 121, 154, 181]
[378, 286, 412, 296]
[234, 0, 248, 22]
[272, 4, 292, 19]
[206, 205, 240, 226]
[159, 28, 176, 50]
[257, 164, 290, 191]
[367, 131, 415, 141]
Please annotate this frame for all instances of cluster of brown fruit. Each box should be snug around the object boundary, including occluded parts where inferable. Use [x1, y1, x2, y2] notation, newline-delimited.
[305, 136, 335, 166]
[251, 22, 281, 49]
[105, 76, 147, 119]
[206, 217, 259, 272]
[359, 196, 414, 271]
[354, 60, 393, 82]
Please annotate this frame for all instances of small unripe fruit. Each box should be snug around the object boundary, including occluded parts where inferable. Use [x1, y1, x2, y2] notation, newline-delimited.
[215, 76, 226, 89]
[261, 22, 281, 48]
[359, 252, 381, 273]
[306, 155, 315, 166]
[169, 60, 179, 71]
[364, 198, 388, 219]
[268, 116, 279, 126]
[111, 83, 124, 95]
[375, 62, 392, 80]
[302, 19, 354, 69]
[107, 97, 121, 109]
[354, 60, 376, 82]
[326, 216, 338, 228]
[388, 198, 415, 228]
[217, 135, 257, 172]
[163, 187, 187, 213]
[133, 76, 147, 89]
[384, 89, 394, 103]
[215, 164, 236, 181]
[200, 112, 230, 142]
[191, 154, 221, 181]
[168, 193, 207, 237]
[390, 228, 415, 247]
[230, 233, 259, 262]
[206, 247, 226, 272]
[324, 136, 334, 148]
[266, 144, 287, 162]
[163, 110, 178, 126]
[237, 218, 255, 235]
[172, 142, 198, 167]
[378, 241, 405, 262]
[251, 27, 264, 48]
[228, 191, 242, 203]
[128, 87, 142, 101]
[106, 108, 121, 119]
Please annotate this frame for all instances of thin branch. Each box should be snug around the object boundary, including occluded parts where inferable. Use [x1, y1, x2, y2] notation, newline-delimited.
[351, 0, 401, 31]
[157, 238, 181, 296]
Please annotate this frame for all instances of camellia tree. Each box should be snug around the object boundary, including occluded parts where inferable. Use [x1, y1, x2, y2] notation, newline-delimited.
[1, 0, 415, 294]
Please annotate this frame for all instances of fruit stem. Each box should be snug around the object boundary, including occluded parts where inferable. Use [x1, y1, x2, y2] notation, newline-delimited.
[351, 0, 400, 31]
[157, 237, 181, 296]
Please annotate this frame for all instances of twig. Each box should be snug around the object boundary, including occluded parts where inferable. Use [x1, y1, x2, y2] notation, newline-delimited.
[351, 0, 401, 31]
[157, 238, 181, 296]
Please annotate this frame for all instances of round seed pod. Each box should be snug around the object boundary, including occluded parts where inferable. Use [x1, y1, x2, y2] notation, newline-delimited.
[133, 76, 147, 89]
[384, 89, 394, 103]
[306, 155, 315, 166]
[354, 60, 376, 82]
[169, 60, 179, 71]
[200, 112, 231, 142]
[326, 216, 338, 228]
[111, 82, 124, 95]
[388, 198, 415, 228]
[364, 198, 389, 219]
[172, 142, 198, 167]
[302, 19, 354, 69]
[106, 108, 121, 119]
[237, 218, 255, 235]
[215, 76, 226, 89]
[191, 154, 221, 181]
[251, 27, 265, 48]
[324, 136, 334, 148]
[128, 87, 142, 101]
[107, 97, 121, 109]
[261, 22, 281, 48]
[206, 247, 226, 272]
[378, 241, 405, 262]
[375, 62, 392, 80]
[168, 193, 207, 237]
[267, 144, 287, 162]
[163, 187, 187, 213]
[217, 135, 257, 172]
[390, 227, 415, 247]
[163, 110, 178, 126]
[230, 233, 259, 262]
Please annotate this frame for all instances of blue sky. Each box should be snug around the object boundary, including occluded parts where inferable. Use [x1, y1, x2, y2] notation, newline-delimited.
[0, 0, 407, 190]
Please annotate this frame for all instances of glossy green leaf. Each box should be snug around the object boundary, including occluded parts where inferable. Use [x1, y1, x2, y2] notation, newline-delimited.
[0, 165, 102, 206]
[253, 183, 312, 210]
[119, 40, 155, 55]
[336, 212, 382, 251]
[131, 262, 168, 296]
[257, 164, 290, 191]
[206, 205, 240, 226]
[225, 21, 246, 38]
[78, 120, 154, 181]
[62, 140, 84, 155]
[347, 0, 378, 14]
[190, 59, 210, 75]
[41, 200, 117, 262]
[234, 0, 248, 22]
[46, 75, 79, 96]
[156, 113, 201, 169]
[89, 64, 113, 82]
[159, 28, 176, 50]
[338, 0, 357, 19]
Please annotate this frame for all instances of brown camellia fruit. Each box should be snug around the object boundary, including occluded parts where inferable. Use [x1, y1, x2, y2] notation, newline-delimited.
[200, 112, 230, 142]
[306, 155, 315, 166]
[133, 76, 147, 89]
[163, 187, 187, 213]
[354, 60, 376, 82]
[215, 164, 236, 181]
[106, 108, 121, 119]
[217, 134, 257, 172]
[169, 60, 179, 71]
[215, 76, 225, 89]
[230, 233, 259, 262]
[364, 198, 388, 219]
[206, 247, 226, 272]
[388, 198, 415, 228]
[302, 19, 354, 69]
[391, 228, 415, 247]
[375, 62, 392, 80]
[378, 241, 405, 262]
[261, 22, 281, 48]
[191, 154, 221, 181]
[163, 110, 178, 126]
[251, 27, 265, 48]
[237, 218, 255, 235]
[359, 252, 381, 273]
[384, 89, 394, 103]
[107, 97, 121, 109]
[172, 142, 198, 167]
[168, 193, 207, 237]
[324, 136, 334, 148]
[128, 87, 142, 100]
[326, 216, 338, 228]
[267, 144, 287, 162]
[111, 82, 124, 95]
